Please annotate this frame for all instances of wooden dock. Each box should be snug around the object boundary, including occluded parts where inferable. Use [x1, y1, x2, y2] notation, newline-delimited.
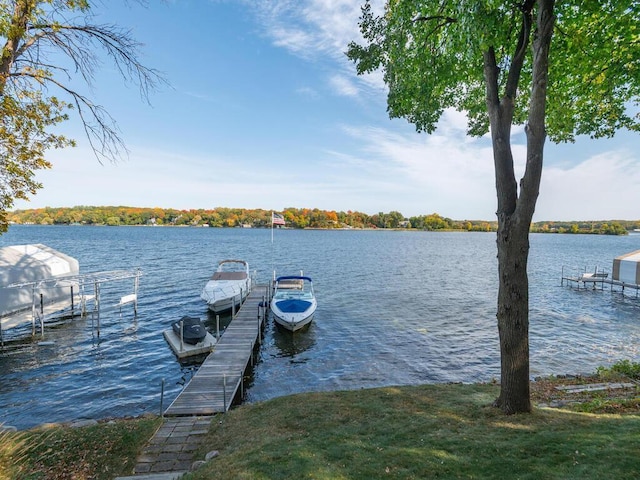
[164, 284, 269, 416]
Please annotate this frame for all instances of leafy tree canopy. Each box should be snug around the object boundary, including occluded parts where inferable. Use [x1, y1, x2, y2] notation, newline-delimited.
[349, 0, 640, 141]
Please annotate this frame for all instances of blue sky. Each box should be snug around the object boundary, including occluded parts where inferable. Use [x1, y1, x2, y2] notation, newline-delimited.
[12, 0, 640, 221]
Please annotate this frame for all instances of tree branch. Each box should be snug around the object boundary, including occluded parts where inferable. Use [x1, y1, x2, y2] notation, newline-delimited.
[25, 22, 165, 101]
[4, 11, 167, 164]
[20, 71, 126, 163]
[504, 0, 535, 101]
[484, 48, 500, 108]
[517, 0, 555, 223]
[412, 15, 456, 25]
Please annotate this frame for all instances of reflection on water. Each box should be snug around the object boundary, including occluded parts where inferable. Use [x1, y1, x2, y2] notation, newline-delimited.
[271, 322, 316, 358]
[1, 226, 639, 429]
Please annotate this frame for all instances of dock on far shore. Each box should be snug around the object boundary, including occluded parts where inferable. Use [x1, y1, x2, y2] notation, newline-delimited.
[561, 266, 640, 296]
[164, 284, 270, 416]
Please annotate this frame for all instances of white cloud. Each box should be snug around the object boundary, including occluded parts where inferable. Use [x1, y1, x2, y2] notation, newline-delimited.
[269, 26, 316, 55]
[295, 86, 320, 98]
[254, 0, 378, 96]
[536, 151, 640, 220]
[334, 113, 499, 218]
[255, 0, 365, 57]
[329, 74, 358, 96]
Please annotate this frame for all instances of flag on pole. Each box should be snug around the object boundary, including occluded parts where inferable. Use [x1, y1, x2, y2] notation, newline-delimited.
[272, 212, 286, 226]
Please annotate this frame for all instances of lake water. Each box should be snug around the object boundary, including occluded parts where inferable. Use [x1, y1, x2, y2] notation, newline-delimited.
[1, 225, 639, 429]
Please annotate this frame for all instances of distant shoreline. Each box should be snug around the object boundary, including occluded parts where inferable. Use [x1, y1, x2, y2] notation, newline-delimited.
[6, 222, 636, 236]
[7, 206, 636, 235]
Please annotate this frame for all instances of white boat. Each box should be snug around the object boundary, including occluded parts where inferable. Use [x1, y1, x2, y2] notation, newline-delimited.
[200, 259, 251, 313]
[270, 275, 317, 332]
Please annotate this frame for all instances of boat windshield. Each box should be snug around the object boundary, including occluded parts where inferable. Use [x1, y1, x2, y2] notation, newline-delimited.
[211, 260, 248, 280]
[274, 289, 313, 300]
[274, 278, 313, 299]
[218, 260, 247, 272]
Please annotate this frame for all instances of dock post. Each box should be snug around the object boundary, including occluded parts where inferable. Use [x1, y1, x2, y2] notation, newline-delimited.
[160, 379, 165, 418]
[223, 374, 227, 412]
[39, 296, 44, 338]
[216, 315, 220, 341]
[71, 286, 75, 313]
[257, 305, 262, 345]
[180, 320, 184, 352]
[95, 281, 101, 337]
[134, 271, 139, 316]
[80, 284, 87, 317]
[31, 286, 36, 336]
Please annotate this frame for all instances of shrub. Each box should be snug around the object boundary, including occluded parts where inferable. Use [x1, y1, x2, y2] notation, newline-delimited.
[597, 360, 640, 379]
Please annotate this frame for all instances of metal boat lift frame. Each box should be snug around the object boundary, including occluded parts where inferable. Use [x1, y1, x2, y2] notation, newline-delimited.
[561, 265, 640, 296]
[0, 269, 142, 347]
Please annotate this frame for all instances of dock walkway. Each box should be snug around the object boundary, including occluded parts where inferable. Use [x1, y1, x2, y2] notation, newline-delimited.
[119, 284, 271, 478]
[164, 284, 269, 416]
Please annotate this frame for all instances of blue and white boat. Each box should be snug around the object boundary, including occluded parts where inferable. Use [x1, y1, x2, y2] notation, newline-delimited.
[270, 275, 317, 332]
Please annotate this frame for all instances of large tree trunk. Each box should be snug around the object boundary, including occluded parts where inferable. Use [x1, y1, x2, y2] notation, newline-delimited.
[485, 0, 555, 414]
[486, 104, 533, 414]
[494, 215, 532, 413]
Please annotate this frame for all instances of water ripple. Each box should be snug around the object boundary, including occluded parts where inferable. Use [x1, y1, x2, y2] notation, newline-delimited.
[1, 226, 639, 429]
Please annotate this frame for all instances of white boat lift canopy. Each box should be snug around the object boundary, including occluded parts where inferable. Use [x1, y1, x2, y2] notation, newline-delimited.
[1, 268, 142, 346]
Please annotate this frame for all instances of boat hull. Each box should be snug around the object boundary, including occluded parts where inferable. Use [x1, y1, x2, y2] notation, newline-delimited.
[202, 287, 249, 313]
[272, 309, 315, 332]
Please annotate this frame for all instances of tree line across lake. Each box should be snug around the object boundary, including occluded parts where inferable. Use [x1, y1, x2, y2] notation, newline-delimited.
[7, 206, 635, 235]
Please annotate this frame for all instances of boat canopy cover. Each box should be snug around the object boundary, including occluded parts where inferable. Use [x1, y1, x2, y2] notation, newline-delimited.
[276, 276, 312, 282]
[0, 244, 79, 285]
[612, 250, 640, 285]
[0, 244, 80, 317]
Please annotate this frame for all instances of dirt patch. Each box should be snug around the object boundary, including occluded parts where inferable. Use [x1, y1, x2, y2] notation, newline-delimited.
[531, 374, 640, 414]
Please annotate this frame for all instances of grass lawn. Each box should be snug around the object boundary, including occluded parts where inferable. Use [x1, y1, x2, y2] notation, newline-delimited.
[2, 367, 639, 480]
[186, 381, 640, 480]
[1, 416, 161, 480]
